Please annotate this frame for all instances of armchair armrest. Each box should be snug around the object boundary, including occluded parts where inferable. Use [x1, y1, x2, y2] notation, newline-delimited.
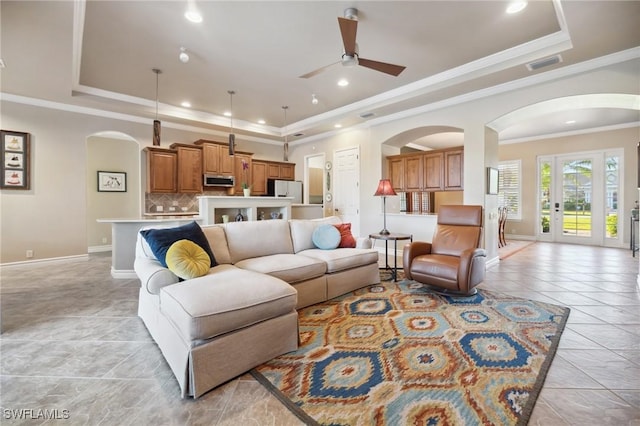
[457, 248, 487, 292]
[134, 257, 179, 295]
[402, 241, 432, 280]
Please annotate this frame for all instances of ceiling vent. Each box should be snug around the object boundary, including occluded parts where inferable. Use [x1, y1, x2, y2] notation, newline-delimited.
[526, 54, 562, 71]
[359, 112, 376, 119]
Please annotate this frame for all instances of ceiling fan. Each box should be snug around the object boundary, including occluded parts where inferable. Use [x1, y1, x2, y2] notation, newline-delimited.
[300, 8, 406, 79]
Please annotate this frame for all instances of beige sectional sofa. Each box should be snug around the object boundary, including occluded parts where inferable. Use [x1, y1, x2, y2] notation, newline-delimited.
[134, 216, 380, 398]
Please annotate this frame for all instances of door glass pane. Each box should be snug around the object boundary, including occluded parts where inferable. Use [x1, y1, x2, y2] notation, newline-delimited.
[539, 160, 551, 234]
[562, 159, 592, 237]
[605, 155, 619, 239]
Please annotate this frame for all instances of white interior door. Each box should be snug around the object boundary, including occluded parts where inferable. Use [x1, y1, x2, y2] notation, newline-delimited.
[333, 146, 360, 236]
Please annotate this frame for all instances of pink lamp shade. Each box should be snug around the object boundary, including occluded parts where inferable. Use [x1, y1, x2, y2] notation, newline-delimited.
[374, 179, 397, 197]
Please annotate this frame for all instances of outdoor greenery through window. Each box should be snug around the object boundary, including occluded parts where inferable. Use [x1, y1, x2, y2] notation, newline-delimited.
[605, 155, 619, 239]
[498, 160, 521, 220]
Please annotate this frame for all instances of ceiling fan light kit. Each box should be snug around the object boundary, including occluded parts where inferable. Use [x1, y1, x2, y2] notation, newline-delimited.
[179, 47, 189, 63]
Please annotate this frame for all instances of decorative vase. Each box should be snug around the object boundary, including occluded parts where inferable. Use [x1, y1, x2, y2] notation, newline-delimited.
[243, 188, 251, 197]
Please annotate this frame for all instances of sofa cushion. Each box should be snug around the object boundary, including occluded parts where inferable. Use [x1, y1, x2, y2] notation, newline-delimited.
[160, 266, 297, 342]
[166, 240, 211, 280]
[224, 220, 294, 263]
[334, 223, 357, 248]
[298, 248, 379, 273]
[289, 216, 341, 253]
[201, 225, 232, 265]
[312, 224, 341, 250]
[140, 221, 216, 268]
[235, 253, 327, 284]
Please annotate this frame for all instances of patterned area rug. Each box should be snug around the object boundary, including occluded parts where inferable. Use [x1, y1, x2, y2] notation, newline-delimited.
[251, 277, 569, 426]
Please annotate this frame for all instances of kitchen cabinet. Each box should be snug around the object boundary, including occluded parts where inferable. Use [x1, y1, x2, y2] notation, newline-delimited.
[423, 152, 444, 191]
[267, 161, 295, 180]
[233, 153, 252, 193]
[386, 147, 463, 192]
[404, 155, 423, 191]
[195, 140, 234, 175]
[171, 143, 203, 193]
[144, 147, 177, 193]
[251, 161, 268, 195]
[444, 149, 463, 190]
[388, 157, 404, 190]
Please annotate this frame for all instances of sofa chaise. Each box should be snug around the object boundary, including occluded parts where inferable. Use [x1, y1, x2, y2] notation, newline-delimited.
[134, 216, 380, 398]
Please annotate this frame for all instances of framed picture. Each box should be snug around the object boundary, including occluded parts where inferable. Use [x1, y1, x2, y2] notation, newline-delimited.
[487, 167, 499, 195]
[97, 171, 127, 192]
[1, 130, 30, 190]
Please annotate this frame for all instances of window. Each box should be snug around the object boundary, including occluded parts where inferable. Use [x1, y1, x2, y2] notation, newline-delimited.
[498, 160, 521, 220]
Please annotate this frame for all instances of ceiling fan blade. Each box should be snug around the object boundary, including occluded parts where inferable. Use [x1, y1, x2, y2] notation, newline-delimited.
[299, 60, 341, 79]
[338, 17, 357, 55]
[358, 58, 406, 76]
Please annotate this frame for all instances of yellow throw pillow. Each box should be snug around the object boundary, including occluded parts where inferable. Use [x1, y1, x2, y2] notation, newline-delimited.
[166, 239, 211, 280]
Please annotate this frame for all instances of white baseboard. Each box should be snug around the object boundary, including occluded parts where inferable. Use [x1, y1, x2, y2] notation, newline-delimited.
[111, 268, 137, 279]
[1, 254, 89, 268]
[88, 244, 112, 253]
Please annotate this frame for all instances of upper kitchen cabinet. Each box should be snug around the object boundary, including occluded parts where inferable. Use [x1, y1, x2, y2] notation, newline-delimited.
[170, 143, 203, 193]
[144, 146, 177, 193]
[195, 140, 234, 175]
[403, 154, 423, 191]
[388, 157, 404, 191]
[386, 147, 463, 192]
[233, 152, 253, 193]
[251, 161, 268, 195]
[444, 149, 463, 191]
[423, 152, 444, 191]
[267, 161, 295, 180]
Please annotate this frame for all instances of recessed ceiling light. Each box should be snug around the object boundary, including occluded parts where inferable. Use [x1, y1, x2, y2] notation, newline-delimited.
[184, 10, 203, 23]
[565, 120, 576, 124]
[337, 79, 349, 87]
[257, 119, 266, 124]
[334, 124, 342, 128]
[506, 1, 527, 14]
[0, 58, 5, 68]
[224, 111, 232, 117]
[181, 101, 191, 108]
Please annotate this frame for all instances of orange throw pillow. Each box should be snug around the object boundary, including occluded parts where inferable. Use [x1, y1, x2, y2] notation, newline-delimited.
[334, 223, 356, 248]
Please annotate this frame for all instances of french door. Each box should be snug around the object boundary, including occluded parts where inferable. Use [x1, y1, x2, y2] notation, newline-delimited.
[538, 149, 622, 246]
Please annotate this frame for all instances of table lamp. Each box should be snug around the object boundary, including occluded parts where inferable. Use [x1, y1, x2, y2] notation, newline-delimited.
[374, 179, 397, 235]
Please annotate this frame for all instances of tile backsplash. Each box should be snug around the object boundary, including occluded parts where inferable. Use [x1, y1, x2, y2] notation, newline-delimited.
[145, 190, 227, 213]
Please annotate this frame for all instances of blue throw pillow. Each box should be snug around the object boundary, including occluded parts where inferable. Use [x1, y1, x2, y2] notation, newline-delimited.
[140, 221, 217, 268]
[312, 224, 341, 250]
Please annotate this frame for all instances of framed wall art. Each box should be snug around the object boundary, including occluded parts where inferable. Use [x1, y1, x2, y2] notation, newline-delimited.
[487, 167, 499, 195]
[1, 130, 31, 190]
[97, 171, 127, 192]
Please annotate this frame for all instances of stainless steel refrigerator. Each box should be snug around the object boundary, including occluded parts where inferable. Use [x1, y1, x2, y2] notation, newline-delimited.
[267, 179, 302, 204]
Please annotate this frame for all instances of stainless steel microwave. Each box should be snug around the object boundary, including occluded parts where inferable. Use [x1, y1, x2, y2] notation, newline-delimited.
[203, 175, 235, 187]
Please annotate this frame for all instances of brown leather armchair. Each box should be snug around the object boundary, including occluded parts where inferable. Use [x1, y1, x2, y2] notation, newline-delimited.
[403, 205, 486, 295]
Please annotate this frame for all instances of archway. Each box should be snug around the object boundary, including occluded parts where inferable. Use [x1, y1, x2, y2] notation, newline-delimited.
[86, 132, 141, 252]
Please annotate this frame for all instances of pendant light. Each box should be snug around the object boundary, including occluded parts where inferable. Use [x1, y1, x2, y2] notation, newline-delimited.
[152, 68, 162, 146]
[228, 90, 236, 156]
[282, 105, 289, 162]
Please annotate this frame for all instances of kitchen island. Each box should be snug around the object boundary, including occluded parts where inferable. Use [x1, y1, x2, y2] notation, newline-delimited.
[198, 195, 294, 225]
[97, 215, 201, 278]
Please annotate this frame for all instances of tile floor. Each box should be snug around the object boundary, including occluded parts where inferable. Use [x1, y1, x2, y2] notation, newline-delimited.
[1, 243, 639, 425]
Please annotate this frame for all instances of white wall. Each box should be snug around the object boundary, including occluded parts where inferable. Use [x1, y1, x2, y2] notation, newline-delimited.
[1, 58, 638, 264]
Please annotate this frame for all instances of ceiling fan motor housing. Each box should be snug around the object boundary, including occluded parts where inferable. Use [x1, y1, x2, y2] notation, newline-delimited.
[344, 7, 358, 20]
